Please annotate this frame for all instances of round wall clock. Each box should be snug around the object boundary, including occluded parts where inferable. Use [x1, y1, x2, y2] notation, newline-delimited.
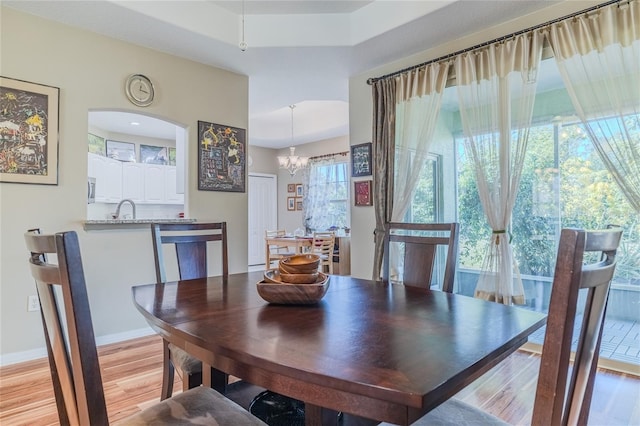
[125, 74, 155, 107]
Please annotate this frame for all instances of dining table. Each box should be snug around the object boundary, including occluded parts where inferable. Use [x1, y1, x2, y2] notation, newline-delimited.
[265, 235, 313, 266]
[132, 271, 546, 426]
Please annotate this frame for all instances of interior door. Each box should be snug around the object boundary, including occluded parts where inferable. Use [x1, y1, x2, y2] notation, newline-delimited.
[248, 173, 277, 266]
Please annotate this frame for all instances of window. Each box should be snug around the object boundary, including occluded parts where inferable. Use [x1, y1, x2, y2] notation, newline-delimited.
[304, 160, 349, 232]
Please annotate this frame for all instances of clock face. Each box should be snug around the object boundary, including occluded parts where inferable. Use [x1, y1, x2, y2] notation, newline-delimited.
[125, 74, 154, 107]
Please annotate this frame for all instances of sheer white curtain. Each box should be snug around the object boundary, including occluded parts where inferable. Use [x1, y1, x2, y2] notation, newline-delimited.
[388, 62, 450, 279]
[548, 0, 640, 212]
[455, 31, 544, 305]
[303, 157, 348, 232]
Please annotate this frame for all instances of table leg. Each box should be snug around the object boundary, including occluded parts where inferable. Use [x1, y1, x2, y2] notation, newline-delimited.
[305, 404, 324, 426]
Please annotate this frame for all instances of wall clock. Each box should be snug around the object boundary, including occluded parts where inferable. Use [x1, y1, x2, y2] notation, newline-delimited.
[125, 74, 154, 107]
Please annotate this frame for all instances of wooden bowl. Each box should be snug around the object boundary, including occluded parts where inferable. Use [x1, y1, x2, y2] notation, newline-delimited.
[257, 273, 330, 304]
[265, 269, 319, 284]
[279, 262, 318, 275]
[281, 254, 320, 271]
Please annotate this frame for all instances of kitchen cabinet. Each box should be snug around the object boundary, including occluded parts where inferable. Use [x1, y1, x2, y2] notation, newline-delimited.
[88, 153, 122, 203]
[122, 162, 144, 202]
[87, 153, 183, 205]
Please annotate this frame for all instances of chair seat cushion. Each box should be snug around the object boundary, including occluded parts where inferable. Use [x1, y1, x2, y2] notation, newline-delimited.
[169, 343, 202, 374]
[120, 386, 267, 425]
[380, 398, 508, 426]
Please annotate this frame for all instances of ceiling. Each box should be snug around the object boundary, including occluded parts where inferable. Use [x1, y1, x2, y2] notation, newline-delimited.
[4, 0, 561, 148]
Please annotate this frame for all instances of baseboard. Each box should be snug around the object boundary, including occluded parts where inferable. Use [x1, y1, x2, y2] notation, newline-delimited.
[0, 327, 155, 367]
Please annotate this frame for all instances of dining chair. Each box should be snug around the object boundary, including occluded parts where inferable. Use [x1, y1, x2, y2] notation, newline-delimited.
[381, 226, 623, 425]
[382, 222, 459, 292]
[24, 229, 266, 426]
[151, 221, 228, 400]
[265, 229, 295, 268]
[311, 231, 336, 274]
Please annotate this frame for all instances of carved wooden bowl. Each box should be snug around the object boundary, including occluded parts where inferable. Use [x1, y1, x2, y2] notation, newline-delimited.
[280, 254, 320, 273]
[257, 273, 330, 304]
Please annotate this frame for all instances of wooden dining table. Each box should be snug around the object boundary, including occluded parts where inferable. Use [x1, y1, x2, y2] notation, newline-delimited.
[132, 271, 546, 426]
[265, 235, 313, 266]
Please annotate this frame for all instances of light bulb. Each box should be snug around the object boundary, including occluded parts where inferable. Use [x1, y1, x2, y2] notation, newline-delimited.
[239, 41, 247, 52]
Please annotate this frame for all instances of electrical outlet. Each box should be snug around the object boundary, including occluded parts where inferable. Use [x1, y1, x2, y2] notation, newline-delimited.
[27, 295, 40, 312]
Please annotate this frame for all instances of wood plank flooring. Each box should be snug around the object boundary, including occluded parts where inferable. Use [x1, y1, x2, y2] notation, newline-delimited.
[0, 334, 638, 425]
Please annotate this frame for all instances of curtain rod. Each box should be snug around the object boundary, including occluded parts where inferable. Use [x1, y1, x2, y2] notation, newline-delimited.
[367, 0, 625, 85]
[309, 151, 349, 161]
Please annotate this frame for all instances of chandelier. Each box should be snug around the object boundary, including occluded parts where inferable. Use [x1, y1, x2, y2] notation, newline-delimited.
[277, 105, 309, 176]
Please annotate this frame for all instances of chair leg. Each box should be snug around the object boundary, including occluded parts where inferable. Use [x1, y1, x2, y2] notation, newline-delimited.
[160, 339, 175, 401]
[185, 371, 203, 392]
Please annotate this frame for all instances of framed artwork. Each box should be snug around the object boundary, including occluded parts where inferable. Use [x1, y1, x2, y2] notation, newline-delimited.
[88, 133, 105, 155]
[287, 183, 295, 193]
[197, 120, 246, 192]
[351, 142, 372, 177]
[0, 76, 60, 184]
[140, 144, 168, 164]
[106, 140, 136, 162]
[296, 198, 303, 211]
[295, 184, 303, 197]
[354, 180, 373, 206]
[287, 197, 295, 211]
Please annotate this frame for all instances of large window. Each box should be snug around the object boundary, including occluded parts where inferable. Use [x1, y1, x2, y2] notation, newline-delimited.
[304, 160, 349, 232]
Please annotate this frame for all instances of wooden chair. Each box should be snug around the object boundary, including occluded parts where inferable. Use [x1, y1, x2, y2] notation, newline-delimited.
[382, 222, 459, 292]
[151, 222, 229, 400]
[265, 229, 295, 268]
[24, 229, 265, 426]
[311, 231, 336, 274]
[381, 226, 623, 425]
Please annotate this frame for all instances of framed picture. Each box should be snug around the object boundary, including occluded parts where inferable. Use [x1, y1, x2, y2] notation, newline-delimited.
[140, 144, 168, 165]
[287, 183, 295, 193]
[0, 76, 60, 184]
[295, 184, 303, 196]
[197, 120, 246, 192]
[296, 198, 303, 211]
[351, 142, 372, 177]
[88, 133, 105, 155]
[354, 180, 373, 206]
[287, 197, 295, 211]
[106, 140, 136, 162]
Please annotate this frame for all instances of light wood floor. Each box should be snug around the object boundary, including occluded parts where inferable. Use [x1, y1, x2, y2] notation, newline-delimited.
[1, 334, 638, 425]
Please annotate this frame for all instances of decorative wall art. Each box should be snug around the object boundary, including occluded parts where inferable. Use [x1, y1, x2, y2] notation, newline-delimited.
[287, 183, 295, 193]
[287, 197, 295, 211]
[198, 120, 246, 192]
[0, 76, 60, 184]
[354, 180, 373, 206]
[88, 133, 105, 155]
[296, 198, 303, 211]
[106, 140, 136, 162]
[140, 144, 168, 165]
[351, 142, 372, 177]
[296, 184, 304, 197]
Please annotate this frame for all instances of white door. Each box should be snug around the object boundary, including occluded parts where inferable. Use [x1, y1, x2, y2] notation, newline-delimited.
[248, 173, 277, 266]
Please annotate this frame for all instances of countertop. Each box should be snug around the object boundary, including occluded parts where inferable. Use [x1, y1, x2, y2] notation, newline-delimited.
[83, 218, 196, 230]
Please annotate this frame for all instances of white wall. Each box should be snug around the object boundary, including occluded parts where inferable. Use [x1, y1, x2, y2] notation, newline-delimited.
[0, 7, 248, 362]
[347, 1, 601, 280]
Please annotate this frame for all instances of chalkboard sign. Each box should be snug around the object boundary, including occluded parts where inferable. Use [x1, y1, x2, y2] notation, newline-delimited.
[351, 142, 372, 177]
[197, 120, 246, 192]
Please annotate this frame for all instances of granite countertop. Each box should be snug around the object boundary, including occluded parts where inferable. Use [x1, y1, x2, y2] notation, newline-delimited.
[83, 218, 196, 230]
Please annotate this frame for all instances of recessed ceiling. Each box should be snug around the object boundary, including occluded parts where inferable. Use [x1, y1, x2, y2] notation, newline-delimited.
[5, 0, 563, 148]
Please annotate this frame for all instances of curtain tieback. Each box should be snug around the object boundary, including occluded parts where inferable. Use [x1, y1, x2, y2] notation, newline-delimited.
[492, 229, 512, 245]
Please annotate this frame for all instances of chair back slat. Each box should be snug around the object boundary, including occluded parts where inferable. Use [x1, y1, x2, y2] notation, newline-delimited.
[152, 222, 228, 283]
[382, 222, 459, 292]
[532, 226, 622, 426]
[24, 230, 108, 426]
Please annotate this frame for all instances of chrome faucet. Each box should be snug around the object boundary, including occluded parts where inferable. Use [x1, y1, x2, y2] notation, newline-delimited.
[112, 199, 136, 219]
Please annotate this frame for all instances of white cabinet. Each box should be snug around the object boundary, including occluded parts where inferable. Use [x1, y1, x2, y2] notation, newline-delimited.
[122, 162, 145, 203]
[88, 153, 183, 205]
[143, 164, 165, 203]
[88, 153, 122, 203]
[164, 166, 184, 204]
